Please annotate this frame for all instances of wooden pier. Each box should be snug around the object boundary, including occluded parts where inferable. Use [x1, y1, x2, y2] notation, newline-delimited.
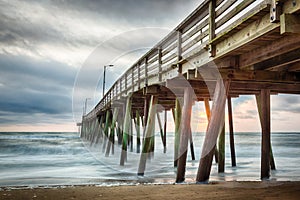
[81, 0, 300, 183]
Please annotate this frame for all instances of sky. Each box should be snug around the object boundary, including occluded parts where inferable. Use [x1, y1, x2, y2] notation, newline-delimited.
[0, 0, 299, 132]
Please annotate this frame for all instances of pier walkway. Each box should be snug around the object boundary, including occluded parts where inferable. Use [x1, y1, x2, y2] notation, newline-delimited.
[81, 0, 300, 182]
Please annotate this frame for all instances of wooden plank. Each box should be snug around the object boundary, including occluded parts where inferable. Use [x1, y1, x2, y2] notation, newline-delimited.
[188, 68, 300, 83]
[176, 87, 194, 183]
[177, 0, 210, 33]
[138, 95, 158, 176]
[215, 13, 280, 59]
[240, 34, 300, 68]
[196, 79, 229, 183]
[216, 0, 238, 18]
[252, 48, 300, 70]
[182, 20, 208, 43]
[182, 31, 208, 53]
[215, 0, 256, 29]
[212, 3, 270, 45]
[282, 0, 300, 14]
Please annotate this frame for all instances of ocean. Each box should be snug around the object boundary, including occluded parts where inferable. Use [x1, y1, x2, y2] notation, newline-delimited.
[0, 132, 299, 187]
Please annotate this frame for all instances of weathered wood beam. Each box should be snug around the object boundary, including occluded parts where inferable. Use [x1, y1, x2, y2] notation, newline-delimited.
[215, 13, 279, 59]
[282, 0, 300, 15]
[287, 61, 300, 71]
[143, 85, 161, 95]
[252, 48, 300, 70]
[189, 68, 300, 83]
[230, 82, 300, 93]
[240, 33, 300, 69]
[176, 87, 194, 183]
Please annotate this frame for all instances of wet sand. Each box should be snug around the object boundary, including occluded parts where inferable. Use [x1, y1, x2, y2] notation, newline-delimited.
[1, 181, 300, 200]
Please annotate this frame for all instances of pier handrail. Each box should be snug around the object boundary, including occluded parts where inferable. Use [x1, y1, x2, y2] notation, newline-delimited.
[84, 0, 269, 120]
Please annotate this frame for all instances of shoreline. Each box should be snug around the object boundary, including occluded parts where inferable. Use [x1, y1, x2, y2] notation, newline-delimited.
[1, 181, 300, 200]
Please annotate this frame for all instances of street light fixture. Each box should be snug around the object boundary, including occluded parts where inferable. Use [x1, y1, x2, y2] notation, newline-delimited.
[83, 97, 91, 115]
[103, 64, 114, 98]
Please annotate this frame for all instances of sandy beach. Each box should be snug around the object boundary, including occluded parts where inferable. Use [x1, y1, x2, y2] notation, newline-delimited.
[1, 181, 300, 200]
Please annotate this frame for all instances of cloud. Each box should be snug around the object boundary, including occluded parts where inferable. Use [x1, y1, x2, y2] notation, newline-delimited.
[272, 94, 300, 114]
[0, 53, 77, 123]
[0, 0, 200, 67]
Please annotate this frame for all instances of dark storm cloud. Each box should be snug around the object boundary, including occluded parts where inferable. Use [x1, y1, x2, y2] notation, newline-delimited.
[48, 0, 200, 26]
[0, 54, 77, 119]
[0, 0, 200, 53]
[273, 95, 300, 114]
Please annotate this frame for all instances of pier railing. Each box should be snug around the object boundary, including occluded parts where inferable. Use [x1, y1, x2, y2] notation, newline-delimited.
[84, 0, 269, 120]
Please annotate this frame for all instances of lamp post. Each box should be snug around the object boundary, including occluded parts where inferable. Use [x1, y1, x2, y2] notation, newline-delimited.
[84, 98, 91, 115]
[103, 64, 114, 98]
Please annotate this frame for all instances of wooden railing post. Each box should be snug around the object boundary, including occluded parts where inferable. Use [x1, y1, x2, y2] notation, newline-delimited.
[125, 73, 128, 93]
[132, 67, 134, 92]
[145, 57, 148, 87]
[177, 31, 182, 73]
[119, 78, 122, 96]
[158, 47, 162, 82]
[208, 0, 216, 57]
[137, 63, 141, 89]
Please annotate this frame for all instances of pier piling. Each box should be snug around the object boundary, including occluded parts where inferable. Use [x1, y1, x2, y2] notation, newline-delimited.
[196, 80, 229, 183]
[176, 87, 193, 183]
[138, 95, 158, 176]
